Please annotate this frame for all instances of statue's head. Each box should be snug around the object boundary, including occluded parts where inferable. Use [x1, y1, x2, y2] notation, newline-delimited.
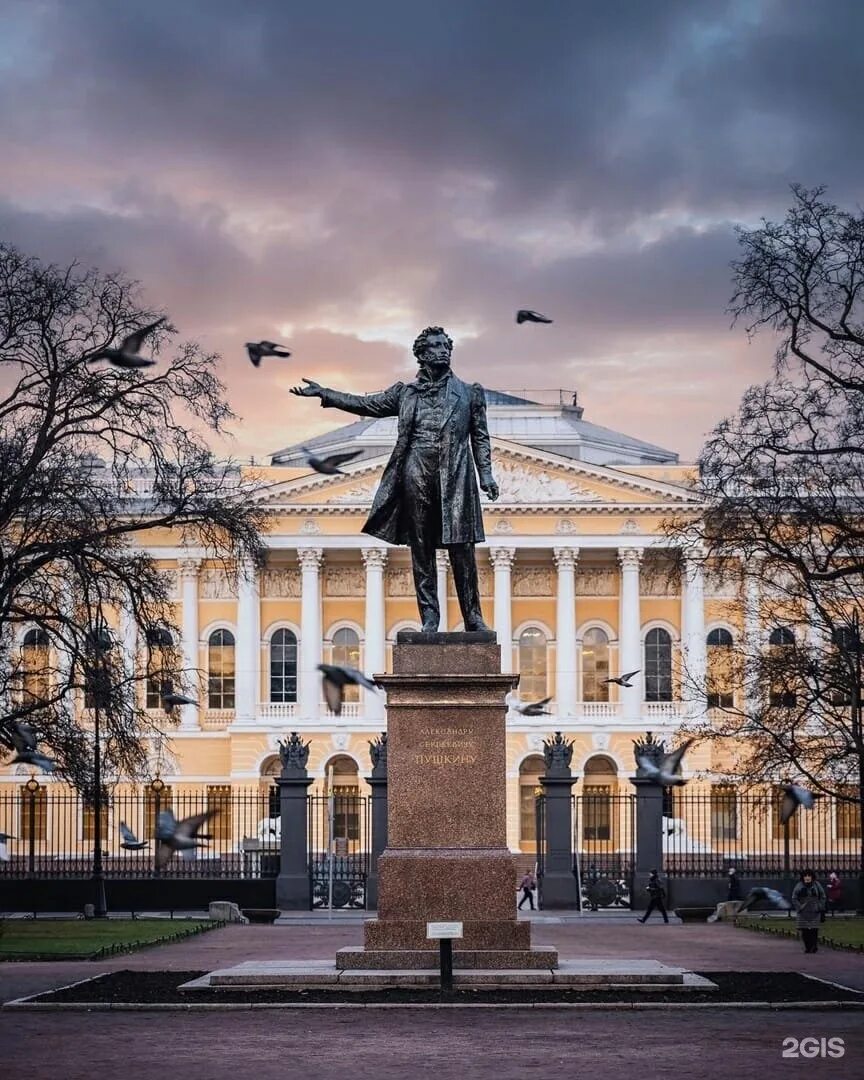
[412, 326, 453, 376]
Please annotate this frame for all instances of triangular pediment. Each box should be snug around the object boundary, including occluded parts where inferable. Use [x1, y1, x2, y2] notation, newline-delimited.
[258, 440, 699, 511]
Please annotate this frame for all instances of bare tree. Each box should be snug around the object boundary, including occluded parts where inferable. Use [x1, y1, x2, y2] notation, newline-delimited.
[0, 243, 267, 788]
[666, 187, 864, 907]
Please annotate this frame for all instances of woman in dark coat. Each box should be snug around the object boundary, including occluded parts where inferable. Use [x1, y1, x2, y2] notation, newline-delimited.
[792, 868, 826, 953]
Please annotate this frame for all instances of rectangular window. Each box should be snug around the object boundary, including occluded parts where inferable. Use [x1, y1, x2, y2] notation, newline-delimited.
[520, 784, 539, 846]
[582, 784, 612, 842]
[206, 784, 232, 844]
[706, 692, 734, 709]
[836, 787, 861, 840]
[710, 785, 738, 840]
[331, 784, 361, 843]
[82, 799, 110, 843]
[208, 646, 235, 709]
[19, 784, 48, 841]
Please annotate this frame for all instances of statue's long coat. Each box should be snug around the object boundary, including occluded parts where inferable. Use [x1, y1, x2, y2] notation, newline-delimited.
[318, 376, 493, 546]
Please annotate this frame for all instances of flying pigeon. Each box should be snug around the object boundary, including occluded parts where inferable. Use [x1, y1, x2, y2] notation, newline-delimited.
[161, 690, 199, 713]
[738, 886, 792, 913]
[0, 831, 14, 862]
[636, 738, 694, 787]
[302, 447, 363, 475]
[603, 670, 640, 688]
[516, 309, 553, 325]
[318, 664, 381, 716]
[119, 822, 148, 851]
[87, 318, 165, 369]
[514, 696, 553, 716]
[155, 809, 218, 870]
[779, 783, 817, 825]
[3, 720, 56, 772]
[246, 340, 292, 367]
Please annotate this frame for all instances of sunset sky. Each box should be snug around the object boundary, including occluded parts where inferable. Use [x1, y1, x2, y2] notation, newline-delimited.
[2, 0, 863, 464]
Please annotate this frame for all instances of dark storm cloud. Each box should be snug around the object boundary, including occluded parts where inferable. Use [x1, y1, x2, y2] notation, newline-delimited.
[2, 0, 863, 459]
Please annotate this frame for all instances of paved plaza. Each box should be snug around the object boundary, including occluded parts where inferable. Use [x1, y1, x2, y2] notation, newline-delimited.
[2, 918, 863, 1079]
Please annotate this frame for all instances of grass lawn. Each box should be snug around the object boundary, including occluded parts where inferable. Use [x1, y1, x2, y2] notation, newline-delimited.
[736, 915, 864, 949]
[0, 918, 215, 959]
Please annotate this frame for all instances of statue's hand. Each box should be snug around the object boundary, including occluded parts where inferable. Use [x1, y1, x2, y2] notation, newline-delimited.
[482, 478, 500, 502]
[290, 378, 324, 398]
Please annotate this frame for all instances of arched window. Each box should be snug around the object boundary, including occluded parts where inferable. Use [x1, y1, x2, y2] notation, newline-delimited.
[768, 626, 796, 707]
[518, 627, 548, 701]
[21, 628, 50, 703]
[207, 629, 235, 709]
[582, 628, 609, 702]
[706, 628, 734, 709]
[269, 629, 298, 703]
[83, 626, 113, 709]
[145, 627, 173, 709]
[582, 755, 618, 843]
[644, 628, 672, 702]
[326, 756, 361, 845]
[332, 628, 361, 702]
[831, 625, 860, 706]
[519, 754, 546, 848]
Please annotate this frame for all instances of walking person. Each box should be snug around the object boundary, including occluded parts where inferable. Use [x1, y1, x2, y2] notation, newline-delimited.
[792, 868, 826, 953]
[517, 870, 537, 911]
[638, 868, 669, 924]
[826, 871, 843, 916]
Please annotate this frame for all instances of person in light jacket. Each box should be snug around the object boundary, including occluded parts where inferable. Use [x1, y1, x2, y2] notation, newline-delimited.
[792, 868, 826, 953]
[826, 872, 843, 916]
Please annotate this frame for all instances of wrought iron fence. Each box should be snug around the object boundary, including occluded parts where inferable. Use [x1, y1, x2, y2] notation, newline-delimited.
[0, 786, 278, 879]
[662, 792, 862, 878]
[573, 793, 635, 908]
[307, 794, 371, 909]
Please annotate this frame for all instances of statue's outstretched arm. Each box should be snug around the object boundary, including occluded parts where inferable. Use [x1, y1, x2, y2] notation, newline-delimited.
[470, 383, 499, 500]
[290, 379, 403, 419]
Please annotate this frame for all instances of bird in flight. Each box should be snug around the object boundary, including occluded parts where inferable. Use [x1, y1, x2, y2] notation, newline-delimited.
[302, 447, 363, 475]
[636, 738, 694, 787]
[513, 696, 553, 716]
[87, 318, 165, 369]
[604, 670, 640, 687]
[516, 309, 553, 324]
[160, 684, 199, 713]
[737, 886, 792, 913]
[779, 783, 817, 825]
[318, 664, 381, 716]
[3, 719, 56, 773]
[119, 822, 148, 851]
[155, 809, 218, 870]
[246, 340, 292, 367]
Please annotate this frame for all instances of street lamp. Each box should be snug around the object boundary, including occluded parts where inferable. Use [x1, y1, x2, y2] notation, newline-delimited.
[150, 775, 165, 879]
[25, 774, 39, 878]
[85, 626, 113, 919]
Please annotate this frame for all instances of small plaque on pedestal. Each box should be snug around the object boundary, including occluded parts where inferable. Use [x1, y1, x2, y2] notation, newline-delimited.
[427, 921, 463, 940]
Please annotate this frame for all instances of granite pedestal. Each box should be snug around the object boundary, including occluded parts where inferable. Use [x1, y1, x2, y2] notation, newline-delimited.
[335, 632, 557, 971]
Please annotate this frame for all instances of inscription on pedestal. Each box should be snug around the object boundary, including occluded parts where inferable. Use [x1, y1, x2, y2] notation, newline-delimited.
[414, 726, 477, 767]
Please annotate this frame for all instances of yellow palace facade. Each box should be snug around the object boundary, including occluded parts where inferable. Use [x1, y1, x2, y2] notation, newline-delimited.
[6, 389, 856, 862]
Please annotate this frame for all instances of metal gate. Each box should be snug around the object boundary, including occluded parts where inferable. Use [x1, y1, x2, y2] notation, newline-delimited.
[307, 794, 371, 910]
[574, 793, 636, 909]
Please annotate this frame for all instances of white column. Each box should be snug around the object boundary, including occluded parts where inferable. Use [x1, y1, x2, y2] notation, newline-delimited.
[489, 547, 515, 673]
[618, 547, 643, 721]
[234, 558, 260, 725]
[743, 566, 761, 716]
[681, 552, 706, 720]
[178, 558, 201, 730]
[362, 548, 387, 722]
[554, 547, 578, 718]
[298, 548, 323, 721]
[436, 550, 449, 631]
[118, 601, 138, 719]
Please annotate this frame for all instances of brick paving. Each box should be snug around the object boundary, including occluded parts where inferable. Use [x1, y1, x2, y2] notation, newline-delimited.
[2, 918, 863, 1080]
